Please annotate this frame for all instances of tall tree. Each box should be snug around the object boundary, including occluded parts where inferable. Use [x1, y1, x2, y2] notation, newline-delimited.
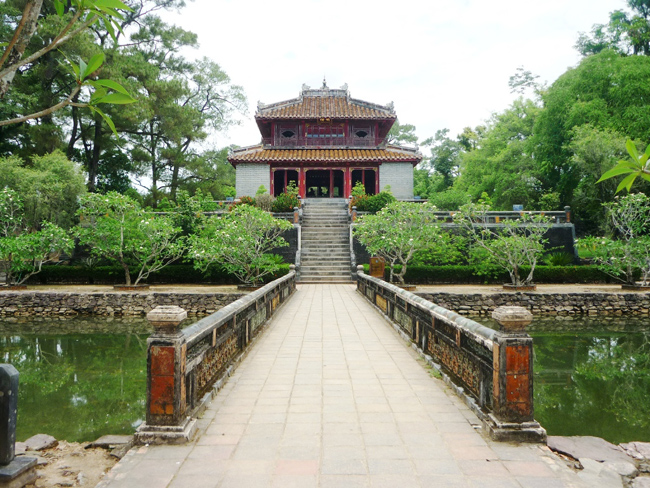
[534, 49, 650, 204]
[577, 1, 650, 56]
[453, 99, 542, 210]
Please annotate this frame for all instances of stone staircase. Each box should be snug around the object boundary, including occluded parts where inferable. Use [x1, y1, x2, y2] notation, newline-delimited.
[299, 199, 353, 283]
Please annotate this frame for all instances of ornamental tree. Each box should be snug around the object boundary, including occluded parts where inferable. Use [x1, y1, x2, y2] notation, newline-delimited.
[74, 192, 184, 286]
[189, 204, 292, 286]
[0, 189, 73, 286]
[353, 202, 443, 284]
[454, 203, 552, 287]
[579, 193, 650, 285]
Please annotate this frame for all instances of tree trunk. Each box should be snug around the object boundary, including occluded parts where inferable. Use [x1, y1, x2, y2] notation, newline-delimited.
[87, 111, 103, 192]
[0, 0, 44, 99]
[119, 260, 131, 286]
[170, 162, 180, 201]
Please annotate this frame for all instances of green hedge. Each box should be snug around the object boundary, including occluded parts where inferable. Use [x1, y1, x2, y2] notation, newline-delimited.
[361, 264, 619, 284]
[28, 264, 291, 285]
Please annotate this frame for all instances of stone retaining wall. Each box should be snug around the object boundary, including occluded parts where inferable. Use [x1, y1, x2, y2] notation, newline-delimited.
[415, 292, 650, 316]
[2, 290, 649, 317]
[0, 292, 246, 316]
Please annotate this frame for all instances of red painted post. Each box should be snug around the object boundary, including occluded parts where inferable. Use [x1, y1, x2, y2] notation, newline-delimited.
[145, 306, 188, 427]
[491, 307, 535, 423]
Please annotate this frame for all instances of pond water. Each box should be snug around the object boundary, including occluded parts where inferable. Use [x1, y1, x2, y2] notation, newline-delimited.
[1, 315, 649, 444]
[0, 317, 152, 443]
[480, 316, 650, 445]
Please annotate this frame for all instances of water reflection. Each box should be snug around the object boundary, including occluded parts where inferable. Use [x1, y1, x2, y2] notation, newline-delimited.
[0, 317, 152, 443]
[482, 316, 650, 444]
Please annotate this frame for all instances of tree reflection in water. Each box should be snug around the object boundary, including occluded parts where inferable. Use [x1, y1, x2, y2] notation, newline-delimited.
[0, 317, 151, 442]
[530, 318, 650, 444]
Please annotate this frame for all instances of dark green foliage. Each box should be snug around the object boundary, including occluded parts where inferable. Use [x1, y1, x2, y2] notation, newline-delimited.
[362, 264, 616, 284]
[28, 264, 290, 285]
[545, 252, 576, 266]
[271, 193, 299, 212]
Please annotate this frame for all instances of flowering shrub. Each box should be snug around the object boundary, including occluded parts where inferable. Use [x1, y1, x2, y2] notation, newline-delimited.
[74, 192, 185, 286]
[454, 202, 552, 286]
[189, 204, 292, 285]
[578, 193, 650, 285]
[354, 201, 442, 284]
[0, 189, 73, 286]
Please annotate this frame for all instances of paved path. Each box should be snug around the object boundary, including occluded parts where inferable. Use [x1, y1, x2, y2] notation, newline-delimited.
[99, 284, 587, 488]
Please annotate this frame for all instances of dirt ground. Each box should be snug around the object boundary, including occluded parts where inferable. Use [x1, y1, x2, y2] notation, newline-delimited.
[27, 441, 117, 487]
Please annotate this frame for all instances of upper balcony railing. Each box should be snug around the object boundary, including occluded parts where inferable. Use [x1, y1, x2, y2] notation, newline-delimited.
[262, 136, 379, 148]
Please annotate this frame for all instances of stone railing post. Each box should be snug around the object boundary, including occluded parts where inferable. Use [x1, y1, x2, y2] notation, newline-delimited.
[488, 306, 546, 442]
[351, 206, 357, 222]
[136, 306, 197, 444]
[0, 365, 36, 487]
[293, 206, 299, 224]
[564, 206, 571, 223]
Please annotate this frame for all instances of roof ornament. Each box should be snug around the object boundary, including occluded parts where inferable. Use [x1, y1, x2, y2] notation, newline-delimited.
[257, 100, 266, 110]
[301, 83, 310, 91]
[322, 76, 328, 89]
[340, 83, 348, 91]
[386, 101, 395, 113]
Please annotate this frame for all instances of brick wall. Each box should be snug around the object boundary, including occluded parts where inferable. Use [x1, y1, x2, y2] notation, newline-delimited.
[236, 163, 270, 197]
[379, 162, 414, 199]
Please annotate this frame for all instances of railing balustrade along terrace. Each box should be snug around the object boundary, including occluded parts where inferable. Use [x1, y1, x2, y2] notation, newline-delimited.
[356, 268, 546, 443]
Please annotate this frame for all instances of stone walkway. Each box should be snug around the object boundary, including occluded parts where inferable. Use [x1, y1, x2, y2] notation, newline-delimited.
[99, 284, 587, 488]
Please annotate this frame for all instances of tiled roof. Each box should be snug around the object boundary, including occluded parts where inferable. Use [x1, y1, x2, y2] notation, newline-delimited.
[229, 146, 422, 164]
[256, 86, 396, 120]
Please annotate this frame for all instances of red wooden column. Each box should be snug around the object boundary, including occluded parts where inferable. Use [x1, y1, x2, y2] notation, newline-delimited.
[299, 167, 306, 199]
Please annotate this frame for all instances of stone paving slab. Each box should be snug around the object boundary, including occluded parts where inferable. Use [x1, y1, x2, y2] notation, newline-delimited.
[98, 284, 589, 488]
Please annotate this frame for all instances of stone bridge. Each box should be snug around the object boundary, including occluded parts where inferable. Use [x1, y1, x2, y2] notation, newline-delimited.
[98, 273, 590, 488]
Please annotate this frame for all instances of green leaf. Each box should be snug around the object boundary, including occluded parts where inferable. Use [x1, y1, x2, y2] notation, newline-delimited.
[89, 79, 130, 95]
[78, 57, 87, 82]
[92, 0, 132, 11]
[616, 173, 637, 193]
[95, 92, 136, 104]
[89, 106, 118, 138]
[626, 139, 639, 162]
[53, 0, 65, 16]
[82, 52, 105, 80]
[597, 165, 634, 183]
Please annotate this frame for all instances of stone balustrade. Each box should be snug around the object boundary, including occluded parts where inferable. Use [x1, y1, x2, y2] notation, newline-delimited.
[356, 269, 546, 442]
[135, 270, 297, 444]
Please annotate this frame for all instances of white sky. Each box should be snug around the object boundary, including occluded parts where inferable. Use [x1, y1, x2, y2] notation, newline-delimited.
[162, 0, 628, 149]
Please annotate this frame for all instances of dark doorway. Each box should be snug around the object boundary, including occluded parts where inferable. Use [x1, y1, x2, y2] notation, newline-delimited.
[351, 169, 376, 195]
[305, 169, 344, 198]
[273, 169, 299, 196]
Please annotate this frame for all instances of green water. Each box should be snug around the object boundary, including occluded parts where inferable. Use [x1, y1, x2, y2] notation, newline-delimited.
[1, 316, 650, 444]
[529, 318, 650, 444]
[0, 317, 152, 443]
[479, 316, 650, 444]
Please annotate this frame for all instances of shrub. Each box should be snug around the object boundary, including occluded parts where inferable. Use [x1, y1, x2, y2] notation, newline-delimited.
[255, 193, 274, 212]
[272, 192, 299, 213]
[361, 264, 616, 284]
[351, 191, 396, 213]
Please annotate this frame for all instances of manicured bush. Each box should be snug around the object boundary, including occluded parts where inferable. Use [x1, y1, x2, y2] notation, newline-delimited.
[28, 264, 290, 285]
[361, 264, 617, 284]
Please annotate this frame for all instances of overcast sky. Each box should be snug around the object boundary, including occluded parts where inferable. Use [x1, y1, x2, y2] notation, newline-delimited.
[162, 0, 628, 149]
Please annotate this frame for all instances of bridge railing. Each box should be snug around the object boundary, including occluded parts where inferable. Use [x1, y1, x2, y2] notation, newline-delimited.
[356, 269, 546, 442]
[136, 269, 297, 444]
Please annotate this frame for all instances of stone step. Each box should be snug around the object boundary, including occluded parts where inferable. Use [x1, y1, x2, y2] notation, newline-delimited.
[300, 264, 351, 271]
[301, 254, 350, 260]
[299, 274, 352, 281]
